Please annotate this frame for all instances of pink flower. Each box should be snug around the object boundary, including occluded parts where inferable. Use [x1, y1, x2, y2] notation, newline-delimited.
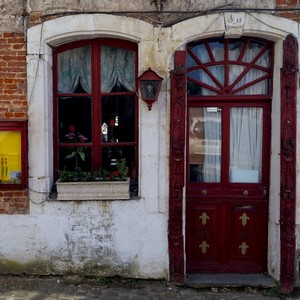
[65, 125, 88, 143]
[65, 132, 75, 140]
[78, 133, 88, 143]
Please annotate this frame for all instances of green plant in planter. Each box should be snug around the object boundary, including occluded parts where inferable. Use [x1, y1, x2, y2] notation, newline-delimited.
[64, 126, 88, 171]
[59, 168, 103, 182]
[59, 158, 129, 182]
[103, 158, 129, 181]
[59, 126, 129, 182]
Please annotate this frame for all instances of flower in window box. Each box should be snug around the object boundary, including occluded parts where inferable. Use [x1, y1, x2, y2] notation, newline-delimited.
[64, 126, 88, 168]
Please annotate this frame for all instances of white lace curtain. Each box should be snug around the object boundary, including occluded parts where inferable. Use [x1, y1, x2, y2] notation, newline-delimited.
[58, 46, 92, 93]
[57, 45, 135, 94]
[101, 45, 135, 92]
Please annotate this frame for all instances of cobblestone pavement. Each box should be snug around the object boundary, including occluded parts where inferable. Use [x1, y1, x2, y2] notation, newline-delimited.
[0, 275, 299, 300]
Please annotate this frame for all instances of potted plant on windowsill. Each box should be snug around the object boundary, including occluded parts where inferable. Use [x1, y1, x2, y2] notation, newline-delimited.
[55, 127, 130, 201]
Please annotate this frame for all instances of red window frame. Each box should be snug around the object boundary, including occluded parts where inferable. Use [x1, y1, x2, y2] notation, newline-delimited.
[0, 121, 28, 189]
[52, 39, 138, 184]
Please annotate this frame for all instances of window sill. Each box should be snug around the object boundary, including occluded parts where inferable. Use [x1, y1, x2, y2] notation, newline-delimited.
[55, 178, 131, 201]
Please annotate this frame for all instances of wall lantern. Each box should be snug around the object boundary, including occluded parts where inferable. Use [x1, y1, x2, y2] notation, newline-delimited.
[137, 68, 163, 111]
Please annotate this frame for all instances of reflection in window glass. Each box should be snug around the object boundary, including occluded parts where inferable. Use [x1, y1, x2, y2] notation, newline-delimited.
[189, 107, 222, 182]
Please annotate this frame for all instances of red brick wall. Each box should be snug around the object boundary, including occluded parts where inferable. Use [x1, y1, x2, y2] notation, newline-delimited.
[0, 32, 27, 120]
[276, 0, 300, 21]
[0, 32, 29, 214]
[0, 191, 29, 214]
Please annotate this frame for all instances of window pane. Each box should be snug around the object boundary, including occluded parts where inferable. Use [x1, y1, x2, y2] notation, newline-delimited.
[189, 43, 211, 64]
[231, 68, 268, 95]
[209, 40, 224, 61]
[229, 65, 245, 85]
[230, 107, 262, 183]
[242, 40, 265, 63]
[257, 48, 270, 67]
[187, 81, 202, 96]
[207, 65, 224, 86]
[57, 46, 91, 93]
[186, 53, 198, 68]
[101, 45, 136, 92]
[0, 131, 22, 184]
[102, 146, 137, 195]
[101, 95, 135, 143]
[234, 79, 269, 95]
[59, 147, 92, 173]
[58, 97, 92, 143]
[228, 40, 244, 60]
[189, 107, 222, 182]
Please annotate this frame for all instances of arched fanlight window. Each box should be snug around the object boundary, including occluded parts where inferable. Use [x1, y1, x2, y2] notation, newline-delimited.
[186, 37, 273, 97]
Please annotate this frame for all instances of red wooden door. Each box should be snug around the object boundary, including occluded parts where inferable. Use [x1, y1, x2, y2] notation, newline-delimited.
[185, 37, 273, 273]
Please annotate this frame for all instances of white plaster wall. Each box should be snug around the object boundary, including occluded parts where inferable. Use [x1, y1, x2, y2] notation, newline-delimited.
[1, 12, 300, 281]
[0, 200, 168, 277]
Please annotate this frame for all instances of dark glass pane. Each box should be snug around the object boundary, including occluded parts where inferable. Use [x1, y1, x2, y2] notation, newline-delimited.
[187, 81, 202, 96]
[58, 97, 92, 143]
[59, 147, 92, 172]
[101, 95, 135, 143]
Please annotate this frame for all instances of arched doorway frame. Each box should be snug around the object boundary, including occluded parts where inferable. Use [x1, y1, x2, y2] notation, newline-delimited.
[168, 13, 299, 294]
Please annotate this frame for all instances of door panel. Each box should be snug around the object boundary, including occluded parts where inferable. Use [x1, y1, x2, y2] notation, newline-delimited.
[186, 104, 270, 273]
[187, 199, 268, 273]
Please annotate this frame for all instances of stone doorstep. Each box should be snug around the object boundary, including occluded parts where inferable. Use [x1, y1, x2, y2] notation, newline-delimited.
[185, 273, 276, 288]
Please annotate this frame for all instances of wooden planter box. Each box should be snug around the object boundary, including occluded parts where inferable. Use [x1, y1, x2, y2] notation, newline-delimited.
[56, 178, 130, 200]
